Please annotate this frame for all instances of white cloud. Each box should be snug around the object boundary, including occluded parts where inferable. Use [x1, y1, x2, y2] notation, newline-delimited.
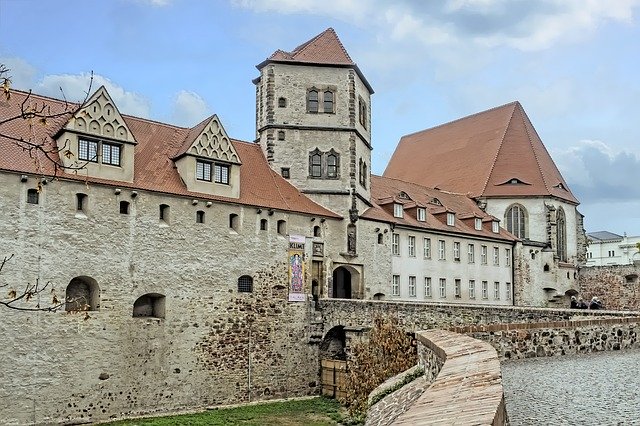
[0, 57, 37, 89]
[170, 90, 211, 127]
[555, 139, 640, 202]
[35, 73, 151, 118]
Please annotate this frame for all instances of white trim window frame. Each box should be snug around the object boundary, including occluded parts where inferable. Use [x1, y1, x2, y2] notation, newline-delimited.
[392, 233, 400, 256]
[392, 275, 400, 296]
[424, 238, 431, 259]
[408, 276, 416, 297]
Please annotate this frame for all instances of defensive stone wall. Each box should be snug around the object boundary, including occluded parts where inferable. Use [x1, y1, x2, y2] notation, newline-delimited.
[454, 316, 640, 360]
[366, 330, 507, 426]
[319, 299, 636, 335]
[579, 265, 640, 310]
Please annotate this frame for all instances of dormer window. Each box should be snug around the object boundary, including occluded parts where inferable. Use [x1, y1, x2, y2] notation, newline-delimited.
[417, 208, 426, 222]
[447, 212, 455, 226]
[196, 160, 212, 181]
[492, 221, 499, 233]
[393, 203, 403, 218]
[78, 138, 121, 166]
[555, 182, 567, 190]
[475, 218, 482, 230]
[430, 198, 442, 206]
[214, 164, 230, 185]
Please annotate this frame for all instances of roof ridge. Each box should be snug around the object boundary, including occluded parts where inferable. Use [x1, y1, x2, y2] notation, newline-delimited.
[400, 101, 520, 140]
[517, 103, 552, 195]
[292, 28, 328, 54]
[480, 102, 518, 195]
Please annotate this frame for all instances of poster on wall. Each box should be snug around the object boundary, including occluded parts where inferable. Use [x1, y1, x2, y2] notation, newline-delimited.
[288, 235, 306, 302]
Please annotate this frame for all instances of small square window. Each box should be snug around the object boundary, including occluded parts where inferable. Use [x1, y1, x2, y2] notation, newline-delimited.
[27, 188, 39, 204]
[260, 219, 268, 231]
[278, 97, 287, 108]
[78, 139, 98, 162]
[281, 168, 290, 179]
[196, 210, 205, 224]
[102, 142, 121, 166]
[119, 201, 130, 215]
[76, 193, 87, 212]
[277, 130, 285, 141]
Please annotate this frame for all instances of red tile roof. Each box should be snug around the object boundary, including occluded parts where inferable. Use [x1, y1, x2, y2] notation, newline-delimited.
[363, 175, 517, 242]
[267, 28, 354, 66]
[257, 28, 374, 94]
[0, 90, 341, 218]
[384, 102, 579, 204]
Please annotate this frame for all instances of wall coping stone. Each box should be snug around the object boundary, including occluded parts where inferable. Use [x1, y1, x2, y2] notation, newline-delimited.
[391, 330, 506, 426]
[450, 316, 640, 334]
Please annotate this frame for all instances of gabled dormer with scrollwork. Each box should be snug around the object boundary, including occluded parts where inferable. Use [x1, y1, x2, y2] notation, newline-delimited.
[55, 86, 137, 182]
[174, 115, 242, 198]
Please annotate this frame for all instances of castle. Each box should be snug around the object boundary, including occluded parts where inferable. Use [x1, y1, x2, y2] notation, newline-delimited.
[0, 28, 585, 424]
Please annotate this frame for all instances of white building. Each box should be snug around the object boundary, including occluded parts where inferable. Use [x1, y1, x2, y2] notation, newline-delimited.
[586, 231, 640, 266]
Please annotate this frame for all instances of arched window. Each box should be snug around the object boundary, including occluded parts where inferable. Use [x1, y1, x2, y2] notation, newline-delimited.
[326, 152, 338, 178]
[314, 225, 321, 237]
[159, 204, 170, 223]
[310, 150, 322, 178]
[556, 207, 567, 261]
[196, 210, 205, 224]
[323, 90, 334, 113]
[277, 130, 285, 141]
[307, 90, 318, 113]
[133, 293, 166, 319]
[505, 204, 526, 239]
[65, 276, 100, 311]
[238, 275, 253, 293]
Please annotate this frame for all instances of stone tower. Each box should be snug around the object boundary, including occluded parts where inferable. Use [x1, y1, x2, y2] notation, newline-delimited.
[254, 28, 374, 222]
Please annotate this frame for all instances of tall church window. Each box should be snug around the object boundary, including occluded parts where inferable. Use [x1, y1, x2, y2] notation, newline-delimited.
[307, 90, 319, 113]
[556, 207, 567, 261]
[505, 204, 526, 239]
[323, 90, 334, 113]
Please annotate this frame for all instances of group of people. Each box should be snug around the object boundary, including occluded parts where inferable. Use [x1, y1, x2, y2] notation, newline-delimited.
[570, 295, 604, 310]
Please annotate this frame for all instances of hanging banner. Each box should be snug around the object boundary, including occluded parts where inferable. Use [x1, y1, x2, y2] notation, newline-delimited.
[288, 235, 306, 302]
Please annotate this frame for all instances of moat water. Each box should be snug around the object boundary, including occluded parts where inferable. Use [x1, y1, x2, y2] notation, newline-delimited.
[501, 349, 640, 425]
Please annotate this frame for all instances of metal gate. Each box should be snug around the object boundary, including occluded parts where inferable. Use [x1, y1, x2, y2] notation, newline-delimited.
[321, 359, 347, 399]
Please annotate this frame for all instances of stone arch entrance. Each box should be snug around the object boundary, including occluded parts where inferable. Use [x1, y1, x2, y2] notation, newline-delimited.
[320, 326, 347, 399]
[332, 265, 361, 299]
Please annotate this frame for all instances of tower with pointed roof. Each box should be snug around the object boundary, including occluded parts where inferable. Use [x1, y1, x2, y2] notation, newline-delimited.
[254, 28, 374, 226]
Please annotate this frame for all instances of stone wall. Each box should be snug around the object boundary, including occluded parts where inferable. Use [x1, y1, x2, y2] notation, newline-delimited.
[579, 265, 640, 310]
[318, 299, 636, 337]
[367, 330, 507, 426]
[0, 174, 337, 425]
[454, 317, 640, 360]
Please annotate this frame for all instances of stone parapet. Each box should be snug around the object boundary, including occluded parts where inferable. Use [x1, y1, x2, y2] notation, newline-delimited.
[366, 330, 507, 426]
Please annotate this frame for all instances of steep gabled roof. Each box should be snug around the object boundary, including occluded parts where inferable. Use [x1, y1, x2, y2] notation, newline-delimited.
[257, 28, 373, 94]
[267, 28, 354, 66]
[384, 102, 579, 204]
[0, 89, 341, 218]
[173, 114, 241, 164]
[363, 175, 516, 242]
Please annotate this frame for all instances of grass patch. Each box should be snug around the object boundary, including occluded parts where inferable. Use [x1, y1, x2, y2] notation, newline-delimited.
[105, 397, 344, 426]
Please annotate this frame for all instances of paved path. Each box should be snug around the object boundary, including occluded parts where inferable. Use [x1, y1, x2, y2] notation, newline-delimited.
[501, 349, 640, 425]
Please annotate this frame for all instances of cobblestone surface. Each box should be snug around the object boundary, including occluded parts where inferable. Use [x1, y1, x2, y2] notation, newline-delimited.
[502, 349, 640, 425]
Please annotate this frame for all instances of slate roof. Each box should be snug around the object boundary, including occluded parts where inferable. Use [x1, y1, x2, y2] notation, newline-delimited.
[587, 231, 624, 242]
[362, 175, 517, 242]
[0, 89, 341, 218]
[384, 101, 579, 204]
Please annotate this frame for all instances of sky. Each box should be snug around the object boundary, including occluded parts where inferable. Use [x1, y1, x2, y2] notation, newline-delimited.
[1, 0, 639, 235]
